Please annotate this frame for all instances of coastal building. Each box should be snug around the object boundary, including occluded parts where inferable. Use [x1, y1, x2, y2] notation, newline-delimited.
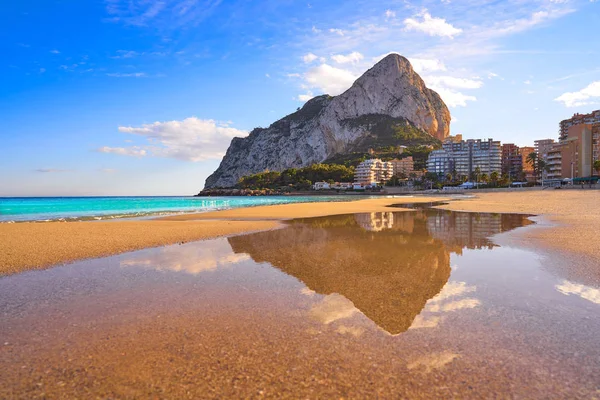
[545, 124, 595, 180]
[546, 145, 563, 179]
[426, 138, 501, 178]
[559, 110, 600, 141]
[389, 157, 415, 177]
[312, 182, 331, 190]
[501, 143, 523, 180]
[426, 150, 453, 176]
[354, 159, 394, 186]
[534, 139, 556, 161]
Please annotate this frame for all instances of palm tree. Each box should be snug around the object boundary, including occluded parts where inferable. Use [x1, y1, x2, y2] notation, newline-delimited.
[527, 152, 539, 183]
[490, 171, 499, 187]
[480, 173, 489, 184]
[594, 160, 600, 176]
[445, 173, 453, 183]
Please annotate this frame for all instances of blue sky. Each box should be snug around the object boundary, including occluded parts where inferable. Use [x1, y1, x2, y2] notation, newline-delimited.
[1, 0, 599, 196]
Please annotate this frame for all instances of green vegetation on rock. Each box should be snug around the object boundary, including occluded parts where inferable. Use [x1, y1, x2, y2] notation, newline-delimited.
[237, 163, 355, 190]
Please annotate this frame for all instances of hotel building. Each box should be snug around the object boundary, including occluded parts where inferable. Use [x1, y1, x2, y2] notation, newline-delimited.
[427, 138, 502, 178]
[354, 159, 394, 186]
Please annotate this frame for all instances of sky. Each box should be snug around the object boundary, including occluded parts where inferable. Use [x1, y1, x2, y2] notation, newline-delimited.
[1, 0, 599, 196]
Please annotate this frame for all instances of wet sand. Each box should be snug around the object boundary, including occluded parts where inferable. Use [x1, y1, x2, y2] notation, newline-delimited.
[0, 220, 278, 275]
[0, 197, 445, 275]
[1, 209, 599, 398]
[436, 190, 600, 284]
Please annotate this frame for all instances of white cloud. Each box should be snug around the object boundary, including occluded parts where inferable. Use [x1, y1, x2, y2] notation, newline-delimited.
[304, 64, 357, 95]
[298, 91, 314, 102]
[429, 87, 477, 107]
[50, 49, 60, 54]
[330, 51, 364, 64]
[424, 76, 483, 89]
[99, 117, 248, 162]
[524, 80, 532, 85]
[555, 81, 600, 107]
[409, 58, 447, 73]
[385, 10, 396, 19]
[98, 146, 147, 157]
[329, 28, 346, 36]
[302, 52, 318, 63]
[100, 168, 118, 173]
[404, 10, 462, 38]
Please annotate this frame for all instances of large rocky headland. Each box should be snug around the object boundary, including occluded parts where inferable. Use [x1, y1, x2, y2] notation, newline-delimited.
[203, 53, 451, 190]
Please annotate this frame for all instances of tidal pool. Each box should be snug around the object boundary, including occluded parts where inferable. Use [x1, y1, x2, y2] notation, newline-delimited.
[1, 209, 599, 398]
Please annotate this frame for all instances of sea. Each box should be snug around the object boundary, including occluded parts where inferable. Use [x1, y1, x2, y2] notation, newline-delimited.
[0, 195, 369, 223]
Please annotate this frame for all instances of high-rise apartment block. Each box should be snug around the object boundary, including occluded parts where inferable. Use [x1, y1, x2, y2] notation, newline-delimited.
[546, 124, 596, 179]
[534, 139, 556, 161]
[389, 157, 415, 177]
[559, 110, 600, 140]
[427, 138, 501, 178]
[354, 159, 394, 186]
[501, 143, 523, 179]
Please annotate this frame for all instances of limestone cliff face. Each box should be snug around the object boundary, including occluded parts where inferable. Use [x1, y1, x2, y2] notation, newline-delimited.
[204, 53, 450, 189]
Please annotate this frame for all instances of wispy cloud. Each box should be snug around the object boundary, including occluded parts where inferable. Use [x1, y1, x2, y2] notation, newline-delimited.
[104, 0, 223, 28]
[99, 117, 247, 162]
[403, 10, 462, 38]
[35, 168, 70, 173]
[555, 81, 600, 107]
[106, 72, 149, 78]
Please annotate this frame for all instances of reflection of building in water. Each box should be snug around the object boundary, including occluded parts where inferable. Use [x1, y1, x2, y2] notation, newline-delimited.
[425, 210, 530, 250]
[354, 211, 417, 233]
[354, 212, 394, 231]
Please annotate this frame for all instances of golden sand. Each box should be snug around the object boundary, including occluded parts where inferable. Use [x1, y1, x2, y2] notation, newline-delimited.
[0, 220, 278, 275]
[436, 190, 600, 260]
[1, 191, 598, 276]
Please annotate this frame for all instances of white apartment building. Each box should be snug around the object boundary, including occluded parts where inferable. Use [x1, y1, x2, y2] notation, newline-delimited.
[354, 159, 394, 186]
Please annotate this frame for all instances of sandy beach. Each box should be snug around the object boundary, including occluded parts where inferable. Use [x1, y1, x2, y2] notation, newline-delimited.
[1, 191, 599, 276]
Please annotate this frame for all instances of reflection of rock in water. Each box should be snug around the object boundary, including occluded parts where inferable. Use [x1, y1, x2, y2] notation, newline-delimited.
[228, 210, 531, 335]
[229, 213, 451, 335]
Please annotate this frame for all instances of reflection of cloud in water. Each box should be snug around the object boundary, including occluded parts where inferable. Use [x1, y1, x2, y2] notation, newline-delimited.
[429, 281, 476, 303]
[409, 281, 480, 330]
[309, 294, 360, 324]
[407, 351, 460, 373]
[556, 280, 600, 304]
[410, 315, 441, 329]
[336, 325, 365, 337]
[121, 238, 250, 275]
[428, 298, 481, 313]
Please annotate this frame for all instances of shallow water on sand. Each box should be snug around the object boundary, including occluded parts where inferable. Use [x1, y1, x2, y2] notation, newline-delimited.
[1, 209, 599, 398]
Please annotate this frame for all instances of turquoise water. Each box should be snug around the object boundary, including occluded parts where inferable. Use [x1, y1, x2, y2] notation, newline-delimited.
[0, 196, 362, 222]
